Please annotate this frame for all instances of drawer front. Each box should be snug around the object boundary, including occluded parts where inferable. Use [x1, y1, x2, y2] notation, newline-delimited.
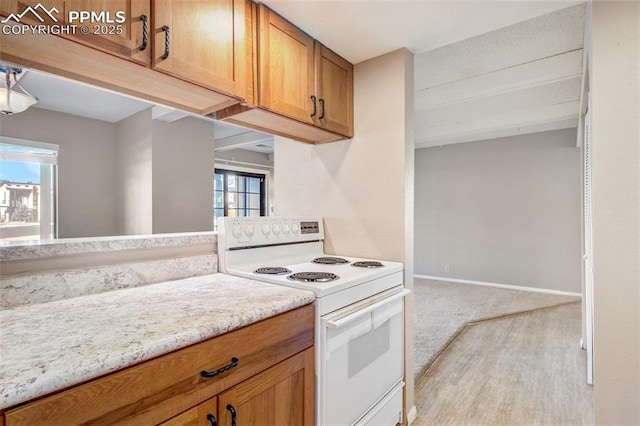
[5, 304, 314, 425]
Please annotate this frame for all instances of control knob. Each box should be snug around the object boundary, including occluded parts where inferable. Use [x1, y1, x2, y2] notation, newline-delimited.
[272, 224, 281, 235]
[244, 224, 254, 237]
[232, 224, 243, 239]
[282, 223, 291, 234]
[291, 223, 299, 234]
[261, 223, 271, 236]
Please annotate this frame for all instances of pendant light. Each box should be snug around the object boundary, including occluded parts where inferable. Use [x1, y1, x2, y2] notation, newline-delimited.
[0, 66, 37, 115]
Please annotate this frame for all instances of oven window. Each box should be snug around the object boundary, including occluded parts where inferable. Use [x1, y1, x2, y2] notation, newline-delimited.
[214, 169, 266, 230]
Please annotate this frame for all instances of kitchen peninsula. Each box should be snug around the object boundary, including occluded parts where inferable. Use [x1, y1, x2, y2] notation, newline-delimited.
[0, 235, 315, 425]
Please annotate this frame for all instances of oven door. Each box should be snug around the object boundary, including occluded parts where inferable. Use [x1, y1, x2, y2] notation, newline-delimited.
[320, 287, 409, 426]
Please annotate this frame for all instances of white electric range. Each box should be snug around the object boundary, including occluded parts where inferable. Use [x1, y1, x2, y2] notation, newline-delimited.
[218, 216, 407, 426]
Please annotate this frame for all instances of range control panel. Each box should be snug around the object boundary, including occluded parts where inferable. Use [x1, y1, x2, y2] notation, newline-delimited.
[300, 221, 320, 234]
[219, 216, 324, 249]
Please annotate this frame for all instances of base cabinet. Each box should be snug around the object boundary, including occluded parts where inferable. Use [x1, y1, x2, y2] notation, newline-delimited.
[1, 305, 314, 426]
[164, 348, 314, 426]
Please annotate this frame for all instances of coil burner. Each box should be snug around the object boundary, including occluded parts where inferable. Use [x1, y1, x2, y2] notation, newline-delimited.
[254, 267, 293, 275]
[312, 257, 349, 265]
[288, 272, 340, 283]
[351, 261, 384, 268]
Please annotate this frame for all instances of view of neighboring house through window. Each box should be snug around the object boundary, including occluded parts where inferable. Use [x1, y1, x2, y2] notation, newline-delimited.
[0, 139, 57, 242]
[214, 169, 265, 230]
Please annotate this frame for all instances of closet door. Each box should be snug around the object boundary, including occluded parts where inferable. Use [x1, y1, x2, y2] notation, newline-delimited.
[583, 97, 594, 385]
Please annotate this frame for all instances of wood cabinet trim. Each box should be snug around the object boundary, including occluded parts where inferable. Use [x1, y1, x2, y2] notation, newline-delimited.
[215, 105, 345, 144]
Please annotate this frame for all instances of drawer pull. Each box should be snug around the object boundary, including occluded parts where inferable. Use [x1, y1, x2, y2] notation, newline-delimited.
[206, 413, 217, 426]
[226, 404, 237, 426]
[200, 357, 239, 378]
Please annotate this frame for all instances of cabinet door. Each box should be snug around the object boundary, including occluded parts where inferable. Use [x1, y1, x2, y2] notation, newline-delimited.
[218, 348, 314, 426]
[153, 0, 247, 98]
[160, 397, 218, 426]
[0, 0, 150, 65]
[315, 43, 354, 137]
[258, 4, 315, 125]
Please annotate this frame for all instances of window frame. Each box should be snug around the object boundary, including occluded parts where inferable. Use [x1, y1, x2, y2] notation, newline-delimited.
[214, 168, 267, 228]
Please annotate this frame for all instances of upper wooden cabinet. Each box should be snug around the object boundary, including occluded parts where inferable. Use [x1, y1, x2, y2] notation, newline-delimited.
[216, 4, 353, 143]
[258, 5, 315, 125]
[257, 4, 353, 138]
[152, 0, 248, 99]
[0, 0, 151, 65]
[315, 43, 354, 136]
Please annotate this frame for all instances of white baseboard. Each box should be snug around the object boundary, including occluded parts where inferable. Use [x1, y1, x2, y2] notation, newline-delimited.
[406, 405, 417, 425]
[414, 274, 582, 297]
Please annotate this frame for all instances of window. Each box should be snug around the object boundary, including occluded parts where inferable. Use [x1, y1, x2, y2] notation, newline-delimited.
[214, 169, 266, 230]
[0, 139, 57, 242]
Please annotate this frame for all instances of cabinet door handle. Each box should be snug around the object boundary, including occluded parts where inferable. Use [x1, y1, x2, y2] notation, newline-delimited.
[139, 15, 148, 51]
[226, 404, 237, 426]
[310, 95, 317, 118]
[161, 25, 170, 60]
[206, 413, 217, 426]
[319, 98, 325, 120]
[200, 357, 239, 378]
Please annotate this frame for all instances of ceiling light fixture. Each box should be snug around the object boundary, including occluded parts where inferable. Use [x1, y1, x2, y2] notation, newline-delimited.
[0, 66, 37, 115]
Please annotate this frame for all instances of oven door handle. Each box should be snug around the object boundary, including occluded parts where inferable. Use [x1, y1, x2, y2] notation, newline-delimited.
[325, 289, 410, 329]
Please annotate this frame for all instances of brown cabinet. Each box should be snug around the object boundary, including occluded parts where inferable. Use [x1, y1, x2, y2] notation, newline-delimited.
[0, 0, 151, 65]
[164, 349, 314, 426]
[257, 5, 353, 137]
[216, 3, 354, 143]
[315, 43, 354, 136]
[152, 0, 249, 98]
[257, 4, 354, 138]
[161, 397, 218, 426]
[258, 5, 315, 125]
[2, 304, 314, 425]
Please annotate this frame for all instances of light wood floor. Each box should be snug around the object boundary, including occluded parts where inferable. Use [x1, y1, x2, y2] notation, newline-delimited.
[413, 302, 594, 425]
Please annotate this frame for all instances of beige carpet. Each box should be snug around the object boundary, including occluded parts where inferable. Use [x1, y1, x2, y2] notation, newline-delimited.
[413, 278, 581, 381]
[414, 302, 594, 425]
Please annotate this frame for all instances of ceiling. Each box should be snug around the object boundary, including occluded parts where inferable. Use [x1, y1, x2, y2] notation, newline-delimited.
[8, 1, 585, 152]
[414, 3, 586, 148]
[259, 0, 581, 64]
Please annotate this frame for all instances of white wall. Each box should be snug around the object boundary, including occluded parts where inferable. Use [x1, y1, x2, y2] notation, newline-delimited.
[1, 107, 219, 238]
[115, 108, 153, 235]
[415, 128, 582, 293]
[152, 117, 215, 233]
[0, 107, 118, 238]
[215, 148, 273, 168]
[274, 48, 416, 421]
[591, 1, 640, 423]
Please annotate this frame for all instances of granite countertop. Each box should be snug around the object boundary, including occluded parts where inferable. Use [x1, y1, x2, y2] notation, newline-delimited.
[0, 274, 315, 410]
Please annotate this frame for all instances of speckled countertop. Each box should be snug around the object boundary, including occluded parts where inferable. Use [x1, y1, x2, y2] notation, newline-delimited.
[0, 274, 315, 410]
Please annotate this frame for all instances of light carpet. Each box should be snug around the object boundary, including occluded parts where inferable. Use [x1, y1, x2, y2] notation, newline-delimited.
[413, 278, 581, 381]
